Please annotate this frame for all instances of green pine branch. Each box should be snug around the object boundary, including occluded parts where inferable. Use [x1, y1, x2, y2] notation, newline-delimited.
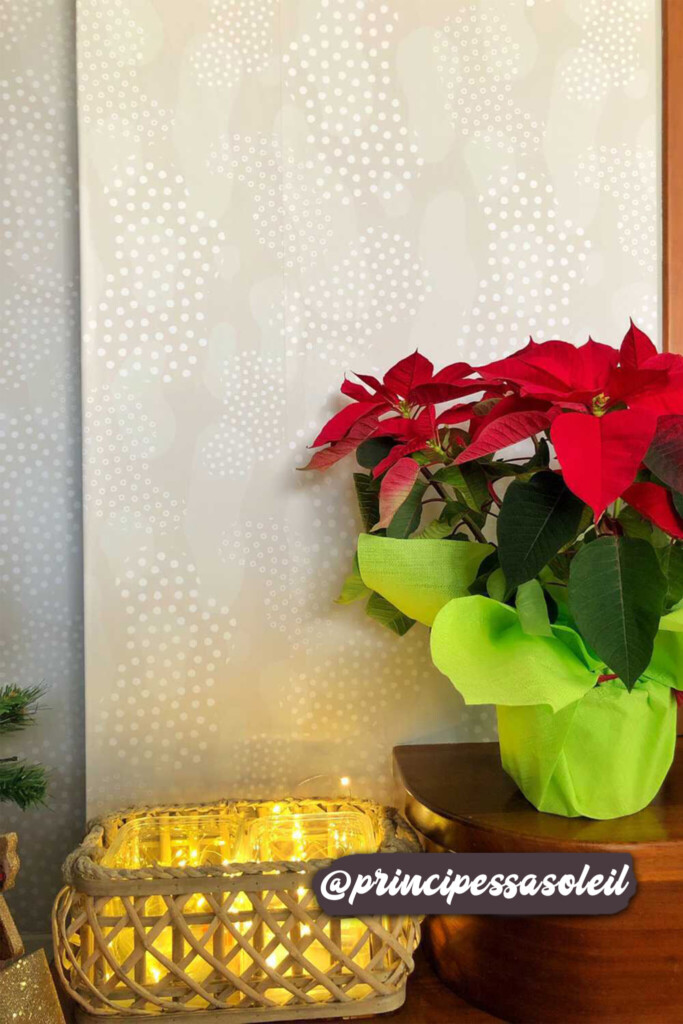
[0, 684, 45, 735]
[0, 684, 49, 809]
[0, 758, 49, 810]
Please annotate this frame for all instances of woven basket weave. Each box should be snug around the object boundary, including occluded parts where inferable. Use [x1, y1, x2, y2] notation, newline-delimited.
[53, 798, 421, 1022]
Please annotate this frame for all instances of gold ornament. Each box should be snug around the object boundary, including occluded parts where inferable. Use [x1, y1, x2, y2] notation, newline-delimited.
[0, 834, 23, 963]
[0, 949, 66, 1024]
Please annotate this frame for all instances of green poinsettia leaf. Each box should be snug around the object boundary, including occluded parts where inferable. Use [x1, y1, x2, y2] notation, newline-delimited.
[486, 567, 507, 602]
[356, 437, 397, 470]
[515, 579, 553, 636]
[415, 518, 454, 540]
[336, 555, 372, 605]
[485, 438, 551, 479]
[441, 500, 486, 528]
[568, 535, 666, 688]
[644, 415, 683, 493]
[498, 470, 585, 591]
[387, 478, 427, 538]
[618, 505, 653, 540]
[674, 491, 683, 519]
[365, 593, 414, 636]
[432, 463, 489, 512]
[353, 472, 380, 532]
[358, 533, 494, 626]
[657, 543, 683, 611]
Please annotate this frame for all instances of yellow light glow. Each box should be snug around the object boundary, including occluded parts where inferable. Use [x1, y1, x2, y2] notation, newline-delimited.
[340, 777, 350, 787]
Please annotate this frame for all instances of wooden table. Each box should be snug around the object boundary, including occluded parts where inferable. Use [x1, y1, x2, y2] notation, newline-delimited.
[393, 740, 683, 1024]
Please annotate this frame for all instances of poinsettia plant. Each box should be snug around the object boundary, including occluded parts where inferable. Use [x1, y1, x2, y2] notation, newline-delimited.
[303, 323, 683, 691]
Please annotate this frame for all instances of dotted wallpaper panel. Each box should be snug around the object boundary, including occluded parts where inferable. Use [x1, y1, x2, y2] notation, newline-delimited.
[1, 0, 85, 934]
[78, 0, 659, 817]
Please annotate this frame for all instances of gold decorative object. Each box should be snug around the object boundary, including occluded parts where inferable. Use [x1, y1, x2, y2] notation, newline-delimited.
[53, 799, 421, 1022]
[0, 833, 23, 963]
[0, 949, 66, 1024]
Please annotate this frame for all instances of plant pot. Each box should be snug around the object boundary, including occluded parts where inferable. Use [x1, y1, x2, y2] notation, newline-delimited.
[496, 679, 677, 819]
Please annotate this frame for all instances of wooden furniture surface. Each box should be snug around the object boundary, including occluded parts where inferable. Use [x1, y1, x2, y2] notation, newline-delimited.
[393, 740, 683, 1024]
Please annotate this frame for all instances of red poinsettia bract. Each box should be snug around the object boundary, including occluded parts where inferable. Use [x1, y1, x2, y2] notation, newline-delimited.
[304, 323, 683, 525]
[465, 322, 683, 517]
[302, 351, 490, 474]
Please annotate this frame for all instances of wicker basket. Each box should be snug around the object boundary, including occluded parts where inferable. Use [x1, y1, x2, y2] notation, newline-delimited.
[53, 798, 422, 1022]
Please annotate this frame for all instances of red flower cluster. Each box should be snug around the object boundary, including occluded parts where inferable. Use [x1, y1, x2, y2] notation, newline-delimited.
[304, 323, 683, 527]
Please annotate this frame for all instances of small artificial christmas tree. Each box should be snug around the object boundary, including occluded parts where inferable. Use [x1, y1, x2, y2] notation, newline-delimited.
[0, 685, 48, 810]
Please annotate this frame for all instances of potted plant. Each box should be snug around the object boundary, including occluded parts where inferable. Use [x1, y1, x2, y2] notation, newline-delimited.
[303, 324, 683, 819]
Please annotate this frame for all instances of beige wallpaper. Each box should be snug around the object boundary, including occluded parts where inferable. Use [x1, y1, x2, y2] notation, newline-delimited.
[79, 0, 660, 815]
[1, 0, 84, 933]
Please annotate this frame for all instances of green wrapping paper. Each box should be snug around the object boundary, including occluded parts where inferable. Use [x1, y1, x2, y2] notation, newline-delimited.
[358, 534, 681, 819]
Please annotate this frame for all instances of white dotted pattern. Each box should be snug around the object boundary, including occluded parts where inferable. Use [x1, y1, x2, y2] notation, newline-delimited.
[191, 0, 278, 89]
[77, 0, 171, 141]
[0, 66, 76, 268]
[282, 0, 424, 203]
[84, 385, 181, 532]
[563, 0, 648, 103]
[84, 159, 225, 382]
[276, 227, 430, 363]
[93, 551, 236, 771]
[201, 352, 287, 478]
[0, 269, 78, 389]
[461, 170, 592, 360]
[434, 7, 541, 154]
[577, 146, 656, 274]
[210, 134, 333, 270]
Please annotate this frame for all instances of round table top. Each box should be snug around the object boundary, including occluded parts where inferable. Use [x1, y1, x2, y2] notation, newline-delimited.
[393, 739, 683, 852]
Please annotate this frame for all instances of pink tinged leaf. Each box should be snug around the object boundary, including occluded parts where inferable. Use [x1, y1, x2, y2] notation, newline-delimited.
[375, 458, 421, 529]
[620, 320, 658, 369]
[622, 481, 683, 540]
[373, 439, 428, 478]
[551, 409, 658, 519]
[383, 351, 434, 395]
[311, 401, 382, 447]
[301, 417, 379, 471]
[455, 409, 552, 463]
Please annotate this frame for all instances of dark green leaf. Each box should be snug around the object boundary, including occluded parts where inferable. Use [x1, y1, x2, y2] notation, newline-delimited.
[442, 500, 486, 529]
[498, 471, 585, 591]
[515, 579, 553, 636]
[644, 415, 683, 493]
[353, 472, 380, 531]
[468, 549, 500, 596]
[485, 438, 551, 479]
[387, 478, 427, 538]
[618, 505, 653, 541]
[657, 543, 683, 610]
[568, 536, 666, 688]
[356, 437, 396, 470]
[365, 593, 415, 636]
[674, 491, 683, 519]
[336, 555, 372, 605]
[433, 463, 489, 512]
